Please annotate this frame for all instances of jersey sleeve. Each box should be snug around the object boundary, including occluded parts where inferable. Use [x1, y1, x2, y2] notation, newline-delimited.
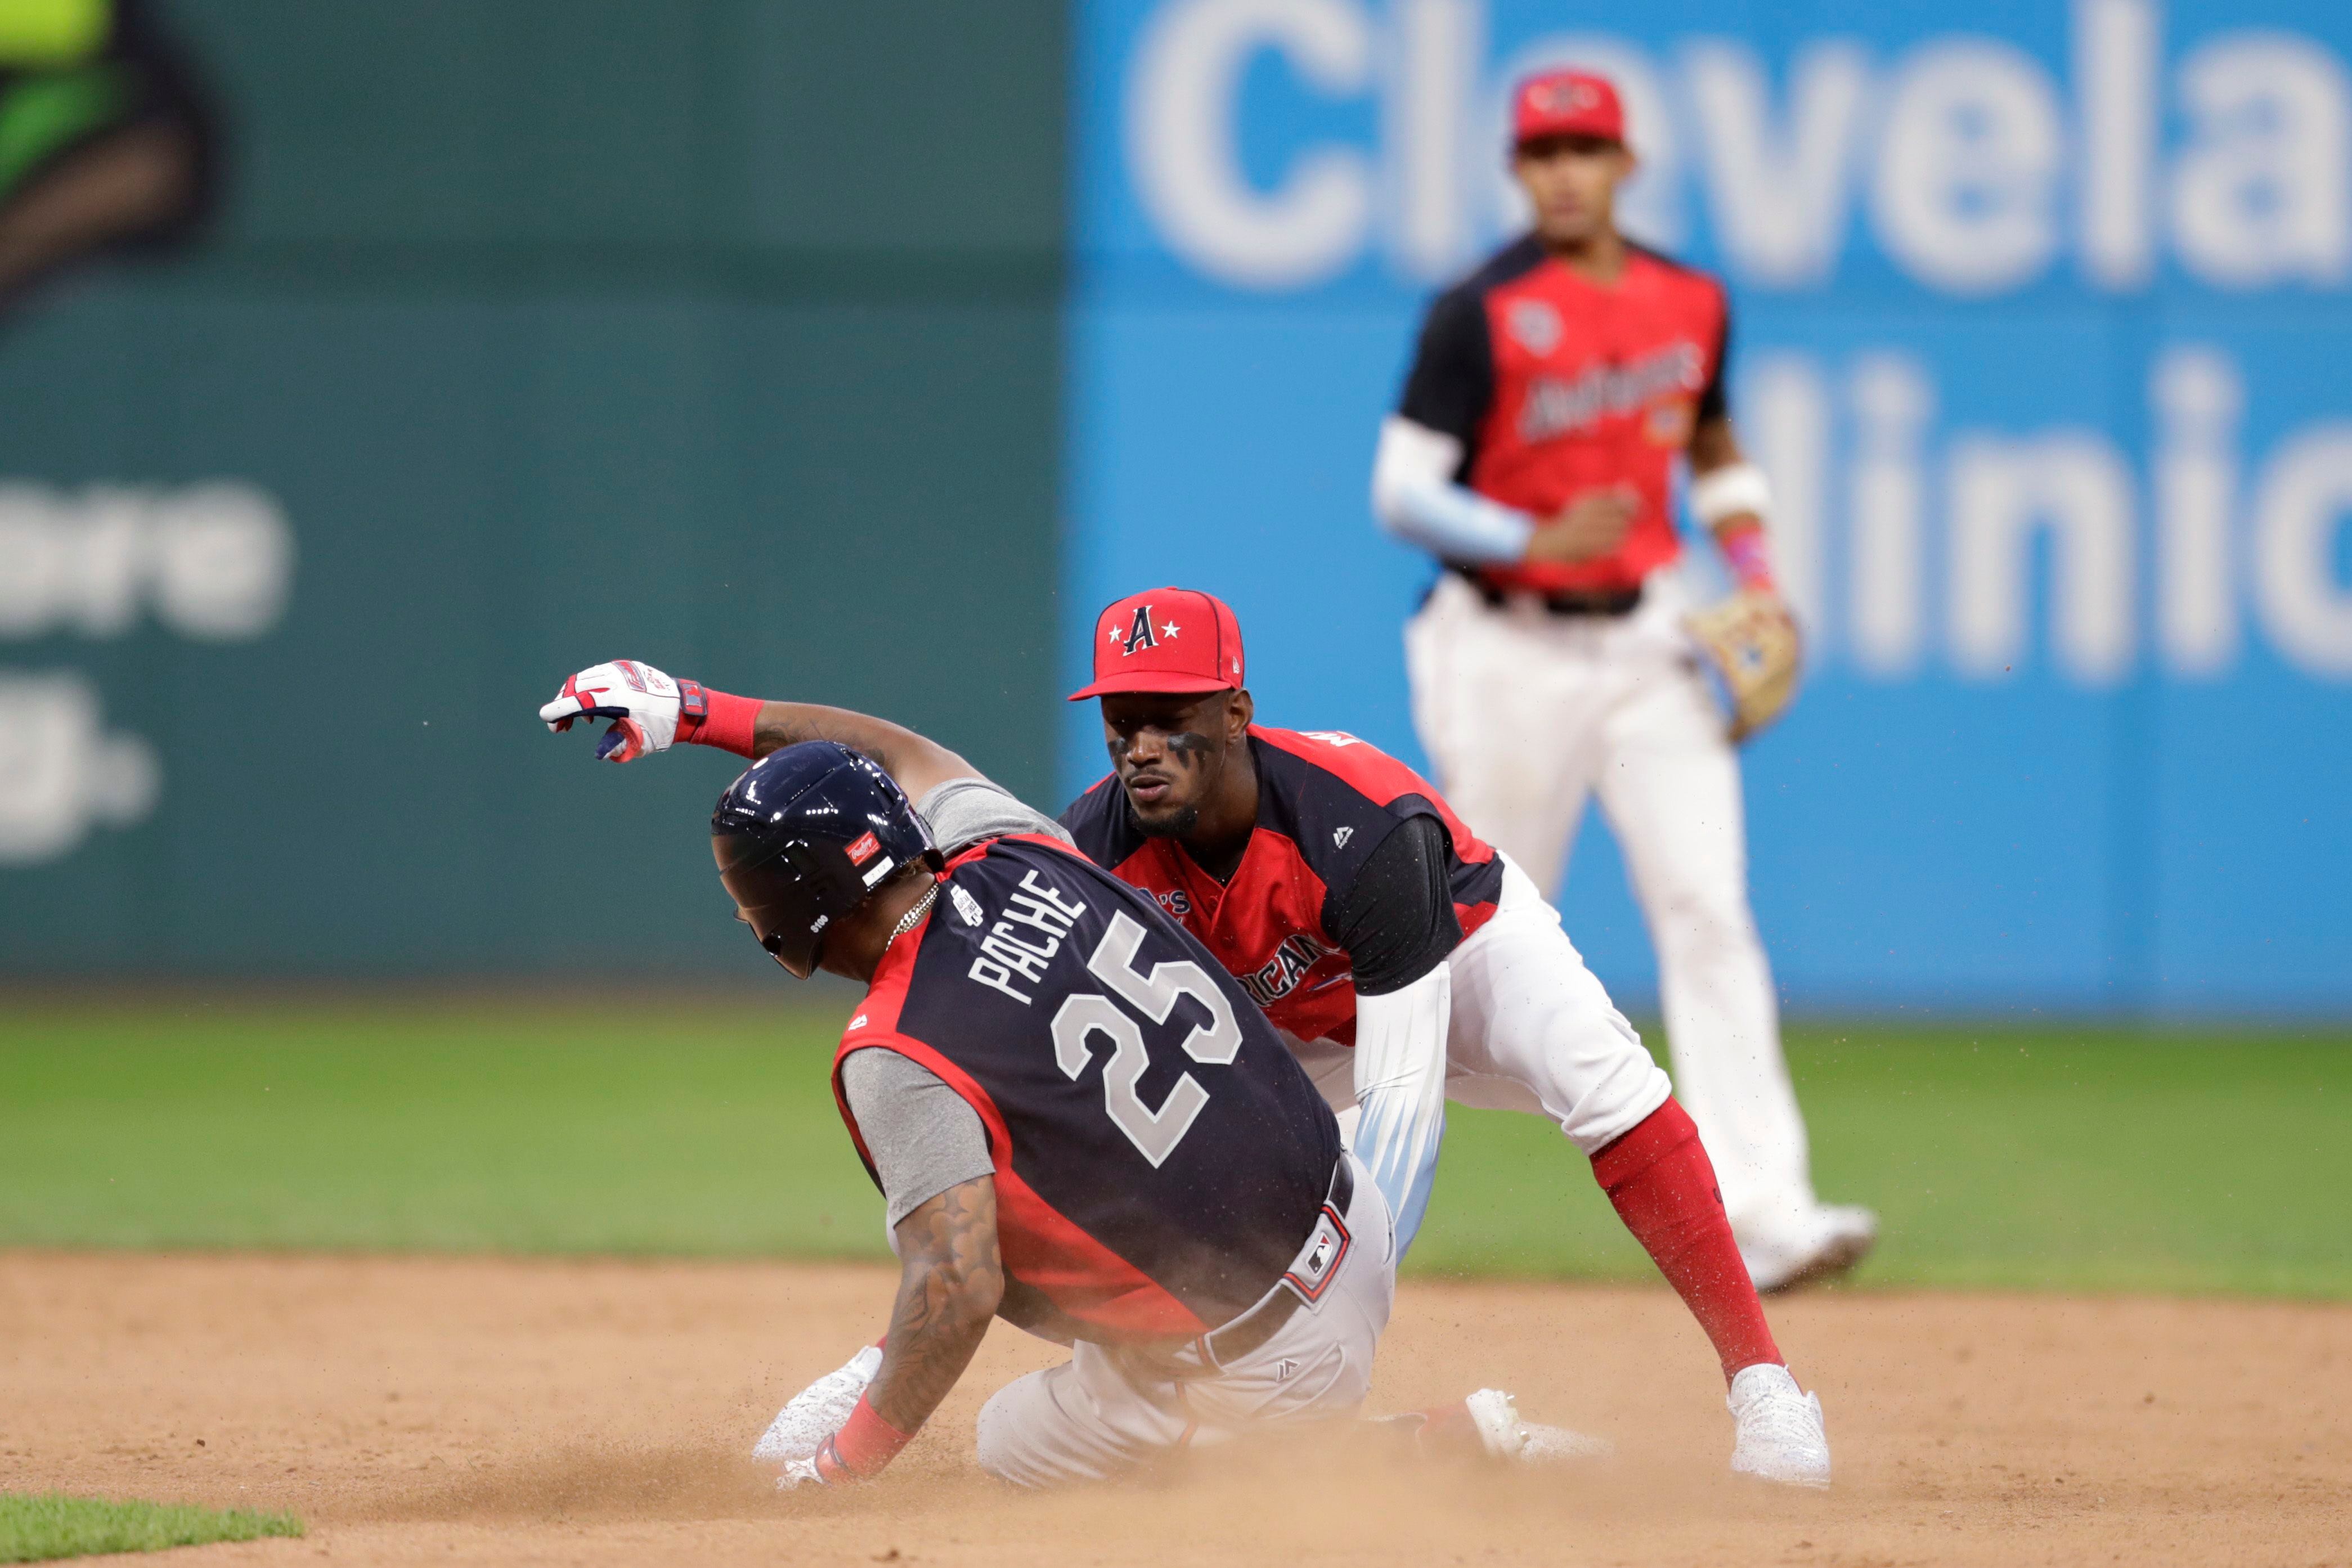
[1397, 284, 1495, 456]
[1696, 287, 1732, 426]
[1055, 775, 1142, 871]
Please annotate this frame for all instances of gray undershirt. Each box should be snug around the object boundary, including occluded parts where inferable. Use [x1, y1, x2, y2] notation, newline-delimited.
[840, 1048, 994, 1229]
[839, 777, 1070, 1232]
[915, 775, 1074, 857]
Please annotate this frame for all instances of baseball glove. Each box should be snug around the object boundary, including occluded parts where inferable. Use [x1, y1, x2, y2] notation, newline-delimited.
[1685, 588, 1802, 743]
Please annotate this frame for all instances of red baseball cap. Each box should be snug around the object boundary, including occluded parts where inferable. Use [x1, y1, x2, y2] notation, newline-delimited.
[1511, 69, 1624, 148]
[1068, 587, 1246, 701]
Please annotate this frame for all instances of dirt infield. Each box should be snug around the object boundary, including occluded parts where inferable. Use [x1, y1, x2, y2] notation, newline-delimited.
[3, 1253, 2346, 1566]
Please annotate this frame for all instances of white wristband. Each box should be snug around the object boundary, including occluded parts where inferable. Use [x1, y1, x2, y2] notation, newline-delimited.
[1690, 462, 1772, 527]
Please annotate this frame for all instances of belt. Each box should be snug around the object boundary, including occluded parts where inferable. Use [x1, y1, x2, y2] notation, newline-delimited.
[1199, 1157, 1355, 1369]
[1451, 564, 1642, 618]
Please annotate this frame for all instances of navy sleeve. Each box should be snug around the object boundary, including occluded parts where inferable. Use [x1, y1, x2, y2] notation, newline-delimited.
[1397, 285, 1495, 459]
[1696, 294, 1731, 426]
[1057, 777, 1140, 871]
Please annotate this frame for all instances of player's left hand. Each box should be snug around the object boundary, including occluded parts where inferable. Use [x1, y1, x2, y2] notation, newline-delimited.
[1685, 588, 1802, 743]
[775, 1454, 825, 1490]
[752, 1344, 883, 1467]
[537, 659, 684, 762]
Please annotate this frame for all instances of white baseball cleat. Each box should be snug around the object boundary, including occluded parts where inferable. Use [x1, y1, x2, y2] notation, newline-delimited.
[1726, 1363, 1832, 1488]
[1463, 1388, 1614, 1464]
[1739, 1204, 1878, 1294]
[753, 1344, 882, 1467]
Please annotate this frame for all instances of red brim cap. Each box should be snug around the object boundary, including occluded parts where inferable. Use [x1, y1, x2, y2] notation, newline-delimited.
[1067, 670, 1238, 700]
[1069, 587, 1246, 701]
[1512, 69, 1624, 147]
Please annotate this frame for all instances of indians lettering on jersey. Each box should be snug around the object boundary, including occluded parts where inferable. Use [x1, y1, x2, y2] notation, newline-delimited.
[1401, 235, 1730, 596]
[1059, 727, 1505, 1047]
[831, 833, 1343, 1343]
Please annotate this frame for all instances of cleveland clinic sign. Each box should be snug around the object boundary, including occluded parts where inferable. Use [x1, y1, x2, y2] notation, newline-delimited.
[1098, 0, 2352, 688]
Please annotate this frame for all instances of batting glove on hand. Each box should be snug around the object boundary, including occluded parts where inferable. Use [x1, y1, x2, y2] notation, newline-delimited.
[538, 659, 686, 763]
[752, 1344, 883, 1467]
[775, 1455, 825, 1490]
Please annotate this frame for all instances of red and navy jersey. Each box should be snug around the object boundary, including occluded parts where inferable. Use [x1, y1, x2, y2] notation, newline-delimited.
[832, 833, 1343, 1344]
[1398, 233, 1730, 596]
[1058, 726, 1505, 1046]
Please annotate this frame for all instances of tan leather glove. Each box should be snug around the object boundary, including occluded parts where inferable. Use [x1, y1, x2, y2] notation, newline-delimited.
[1685, 588, 1803, 743]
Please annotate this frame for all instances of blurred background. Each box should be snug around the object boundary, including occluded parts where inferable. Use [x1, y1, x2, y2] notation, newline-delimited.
[2, 1, 2346, 1293]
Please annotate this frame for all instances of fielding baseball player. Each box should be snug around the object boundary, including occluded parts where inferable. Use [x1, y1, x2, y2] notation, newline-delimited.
[538, 621, 1837, 1487]
[1370, 68, 1874, 1291]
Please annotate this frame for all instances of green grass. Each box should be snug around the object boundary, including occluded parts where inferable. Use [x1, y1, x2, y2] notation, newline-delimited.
[0, 1493, 300, 1562]
[1, 999, 2346, 1296]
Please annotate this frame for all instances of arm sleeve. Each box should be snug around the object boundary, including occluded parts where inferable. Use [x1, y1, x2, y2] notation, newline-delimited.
[839, 1049, 996, 1231]
[1326, 814, 1464, 996]
[1327, 815, 1462, 1257]
[915, 777, 1074, 857]
[1370, 416, 1538, 565]
[1350, 965, 1450, 1258]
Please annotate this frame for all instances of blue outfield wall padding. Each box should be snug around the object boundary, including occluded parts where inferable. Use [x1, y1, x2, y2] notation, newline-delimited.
[1063, 0, 2352, 1016]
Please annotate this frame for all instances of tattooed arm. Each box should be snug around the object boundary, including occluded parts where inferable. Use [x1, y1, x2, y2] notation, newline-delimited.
[536, 659, 981, 794]
[746, 701, 978, 800]
[865, 1174, 1005, 1435]
[792, 1174, 1003, 1485]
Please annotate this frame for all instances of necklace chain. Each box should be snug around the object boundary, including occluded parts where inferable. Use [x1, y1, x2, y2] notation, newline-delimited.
[888, 883, 940, 945]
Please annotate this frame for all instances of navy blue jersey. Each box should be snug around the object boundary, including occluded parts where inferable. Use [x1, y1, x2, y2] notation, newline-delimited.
[832, 833, 1344, 1342]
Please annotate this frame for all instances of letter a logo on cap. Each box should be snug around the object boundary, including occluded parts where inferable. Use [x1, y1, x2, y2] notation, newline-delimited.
[1069, 586, 1247, 701]
[1123, 604, 1159, 655]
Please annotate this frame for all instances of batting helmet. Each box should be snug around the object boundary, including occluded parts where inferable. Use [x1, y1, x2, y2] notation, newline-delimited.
[711, 741, 940, 978]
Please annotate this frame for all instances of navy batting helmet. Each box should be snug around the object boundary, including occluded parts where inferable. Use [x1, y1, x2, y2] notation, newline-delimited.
[711, 741, 940, 978]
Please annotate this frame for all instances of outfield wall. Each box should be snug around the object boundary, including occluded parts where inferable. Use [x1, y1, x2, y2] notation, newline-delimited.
[0, 2, 1067, 974]
[1064, 0, 2352, 1014]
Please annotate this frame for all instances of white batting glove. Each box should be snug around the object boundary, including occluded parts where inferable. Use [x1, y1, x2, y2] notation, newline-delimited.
[752, 1344, 883, 1468]
[775, 1454, 824, 1490]
[537, 659, 684, 763]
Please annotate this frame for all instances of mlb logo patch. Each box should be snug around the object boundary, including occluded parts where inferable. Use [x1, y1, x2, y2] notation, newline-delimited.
[845, 832, 881, 866]
[1282, 1205, 1351, 1305]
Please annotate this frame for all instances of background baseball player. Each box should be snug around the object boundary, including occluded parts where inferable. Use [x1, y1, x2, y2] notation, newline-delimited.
[539, 618, 1838, 1488]
[1369, 68, 1873, 1291]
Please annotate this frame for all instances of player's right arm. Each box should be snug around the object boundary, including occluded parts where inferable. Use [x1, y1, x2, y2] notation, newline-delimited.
[1371, 289, 1632, 568]
[536, 658, 977, 800]
[780, 1175, 1004, 1488]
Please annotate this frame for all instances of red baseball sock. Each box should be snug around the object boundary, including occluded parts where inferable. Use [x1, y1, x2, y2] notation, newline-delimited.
[1591, 1099, 1781, 1382]
[676, 681, 760, 758]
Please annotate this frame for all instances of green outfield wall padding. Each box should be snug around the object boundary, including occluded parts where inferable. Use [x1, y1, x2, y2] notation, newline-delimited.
[0, 1, 1068, 974]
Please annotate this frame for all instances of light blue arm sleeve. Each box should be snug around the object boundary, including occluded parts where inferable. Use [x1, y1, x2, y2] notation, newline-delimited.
[1370, 415, 1536, 567]
[1349, 964, 1452, 1257]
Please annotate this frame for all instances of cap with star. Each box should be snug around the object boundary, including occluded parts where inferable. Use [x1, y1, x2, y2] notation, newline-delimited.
[1067, 587, 1246, 700]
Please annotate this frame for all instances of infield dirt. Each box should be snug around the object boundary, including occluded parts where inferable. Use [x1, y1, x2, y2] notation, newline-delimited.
[3, 1252, 2345, 1566]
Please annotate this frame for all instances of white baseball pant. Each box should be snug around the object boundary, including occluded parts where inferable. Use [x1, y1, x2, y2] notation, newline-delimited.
[1283, 857, 1673, 1157]
[974, 1153, 1395, 1486]
[1401, 568, 1821, 1238]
